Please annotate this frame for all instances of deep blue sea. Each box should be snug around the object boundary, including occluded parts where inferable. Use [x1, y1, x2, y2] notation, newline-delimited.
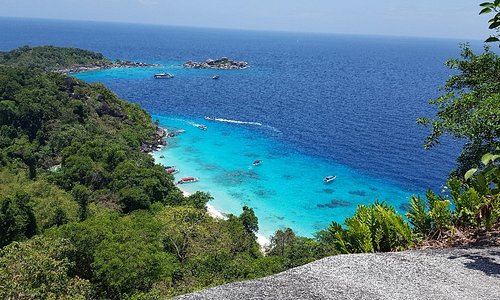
[0, 17, 477, 237]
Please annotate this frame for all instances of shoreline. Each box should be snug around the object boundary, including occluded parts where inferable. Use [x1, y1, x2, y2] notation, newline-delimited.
[179, 189, 271, 248]
[58, 60, 158, 74]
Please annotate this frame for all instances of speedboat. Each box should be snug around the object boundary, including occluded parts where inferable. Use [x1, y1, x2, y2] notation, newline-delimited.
[204, 116, 216, 121]
[166, 168, 179, 175]
[159, 155, 165, 158]
[252, 160, 262, 166]
[324, 176, 336, 183]
[196, 124, 208, 130]
[154, 73, 174, 79]
[212, 75, 220, 80]
[177, 177, 199, 184]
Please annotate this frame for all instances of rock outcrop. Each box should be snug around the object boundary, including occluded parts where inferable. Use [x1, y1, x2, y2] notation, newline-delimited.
[183, 57, 248, 70]
[175, 246, 500, 300]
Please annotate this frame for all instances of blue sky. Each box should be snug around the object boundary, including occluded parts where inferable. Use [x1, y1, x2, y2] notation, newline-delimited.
[0, 0, 492, 39]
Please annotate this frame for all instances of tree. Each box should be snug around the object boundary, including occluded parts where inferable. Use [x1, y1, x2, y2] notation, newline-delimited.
[479, 1, 500, 44]
[240, 205, 258, 233]
[417, 44, 500, 176]
[0, 192, 37, 248]
[0, 236, 91, 299]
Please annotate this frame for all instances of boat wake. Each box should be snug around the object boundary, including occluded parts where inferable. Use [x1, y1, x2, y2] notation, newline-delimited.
[210, 117, 263, 126]
[206, 117, 282, 134]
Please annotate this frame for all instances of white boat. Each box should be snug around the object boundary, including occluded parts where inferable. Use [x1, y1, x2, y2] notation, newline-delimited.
[204, 116, 216, 120]
[212, 75, 220, 80]
[324, 176, 336, 183]
[252, 159, 262, 166]
[177, 177, 199, 184]
[196, 124, 208, 130]
[154, 73, 174, 79]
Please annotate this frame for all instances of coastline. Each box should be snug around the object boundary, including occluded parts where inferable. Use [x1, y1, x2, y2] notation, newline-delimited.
[178, 186, 271, 249]
[57, 60, 158, 74]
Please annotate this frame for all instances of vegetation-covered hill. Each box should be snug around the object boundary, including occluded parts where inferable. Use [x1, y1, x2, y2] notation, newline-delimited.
[0, 45, 112, 71]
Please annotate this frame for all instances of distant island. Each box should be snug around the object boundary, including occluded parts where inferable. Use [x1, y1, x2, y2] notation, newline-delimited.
[0, 45, 157, 74]
[183, 57, 249, 69]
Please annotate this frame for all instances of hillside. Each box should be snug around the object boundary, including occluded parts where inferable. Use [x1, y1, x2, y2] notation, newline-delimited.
[0, 45, 112, 70]
[176, 245, 500, 300]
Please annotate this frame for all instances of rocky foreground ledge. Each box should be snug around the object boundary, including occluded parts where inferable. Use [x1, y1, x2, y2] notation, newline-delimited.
[57, 60, 157, 74]
[183, 57, 248, 69]
[175, 246, 500, 300]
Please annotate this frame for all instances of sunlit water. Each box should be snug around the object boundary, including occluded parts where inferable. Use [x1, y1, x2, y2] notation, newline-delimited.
[0, 17, 474, 237]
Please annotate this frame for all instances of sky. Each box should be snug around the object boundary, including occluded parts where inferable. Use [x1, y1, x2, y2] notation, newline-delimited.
[0, 0, 493, 39]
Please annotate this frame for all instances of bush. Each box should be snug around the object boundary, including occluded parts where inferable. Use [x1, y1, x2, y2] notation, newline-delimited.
[326, 202, 413, 254]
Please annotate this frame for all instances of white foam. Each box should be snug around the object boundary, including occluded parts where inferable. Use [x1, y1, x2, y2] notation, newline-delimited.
[212, 117, 262, 126]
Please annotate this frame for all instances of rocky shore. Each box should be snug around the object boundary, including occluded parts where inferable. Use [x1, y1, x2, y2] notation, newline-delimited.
[57, 60, 158, 74]
[183, 57, 248, 70]
[141, 125, 168, 153]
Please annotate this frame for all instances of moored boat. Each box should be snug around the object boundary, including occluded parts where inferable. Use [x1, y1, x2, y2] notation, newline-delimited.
[212, 75, 220, 80]
[252, 159, 262, 166]
[324, 175, 336, 183]
[166, 168, 179, 175]
[154, 73, 174, 79]
[177, 177, 199, 184]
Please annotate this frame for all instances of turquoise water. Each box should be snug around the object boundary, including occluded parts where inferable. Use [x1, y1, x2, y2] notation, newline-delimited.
[151, 115, 413, 238]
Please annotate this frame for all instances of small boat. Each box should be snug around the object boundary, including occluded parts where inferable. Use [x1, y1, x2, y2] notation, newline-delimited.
[212, 75, 220, 80]
[177, 177, 199, 184]
[154, 73, 174, 79]
[252, 160, 262, 166]
[324, 176, 336, 183]
[196, 124, 208, 130]
[165, 165, 176, 170]
[176, 129, 186, 134]
[166, 168, 179, 175]
[159, 155, 165, 158]
[204, 116, 216, 121]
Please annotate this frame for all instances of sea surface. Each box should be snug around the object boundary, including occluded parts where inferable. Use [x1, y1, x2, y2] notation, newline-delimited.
[0, 17, 476, 237]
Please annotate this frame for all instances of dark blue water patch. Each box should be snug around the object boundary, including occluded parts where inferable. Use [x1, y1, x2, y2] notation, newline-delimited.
[349, 190, 368, 197]
[317, 199, 351, 209]
[322, 189, 335, 194]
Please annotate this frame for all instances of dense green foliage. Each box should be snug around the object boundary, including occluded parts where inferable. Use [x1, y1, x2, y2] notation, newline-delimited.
[324, 203, 413, 254]
[408, 153, 500, 240]
[417, 45, 500, 176]
[0, 45, 111, 71]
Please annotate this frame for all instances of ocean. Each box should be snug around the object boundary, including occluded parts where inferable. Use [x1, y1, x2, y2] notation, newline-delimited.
[0, 17, 473, 237]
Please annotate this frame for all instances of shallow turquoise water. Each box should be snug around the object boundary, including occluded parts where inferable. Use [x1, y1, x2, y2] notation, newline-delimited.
[152, 116, 414, 238]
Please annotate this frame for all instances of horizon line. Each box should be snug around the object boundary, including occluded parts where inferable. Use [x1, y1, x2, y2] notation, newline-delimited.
[0, 15, 484, 43]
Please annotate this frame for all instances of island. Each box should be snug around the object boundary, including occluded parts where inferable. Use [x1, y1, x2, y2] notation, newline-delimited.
[183, 57, 249, 69]
[0, 45, 157, 74]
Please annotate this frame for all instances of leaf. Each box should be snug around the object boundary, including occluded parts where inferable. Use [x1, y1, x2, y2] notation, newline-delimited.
[465, 168, 478, 180]
[480, 2, 495, 7]
[480, 7, 493, 15]
[485, 36, 500, 42]
[482, 153, 494, 165]
[489, 21, 500, 29]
